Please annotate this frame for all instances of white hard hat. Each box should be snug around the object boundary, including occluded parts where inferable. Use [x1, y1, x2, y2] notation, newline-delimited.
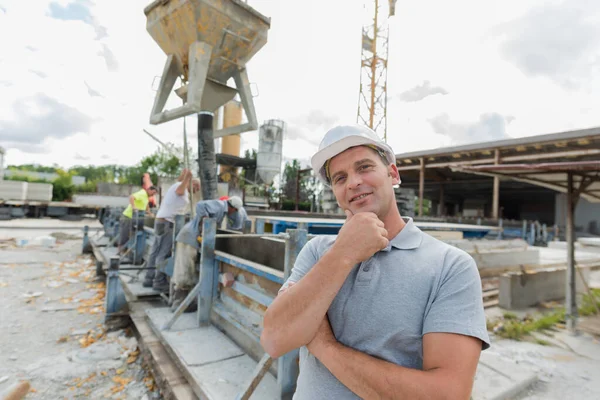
[227, 196, 243, 210]
[311, 125, 396, 184]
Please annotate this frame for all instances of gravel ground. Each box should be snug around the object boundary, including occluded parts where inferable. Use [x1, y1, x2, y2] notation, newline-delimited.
[0, 222, 161, 399]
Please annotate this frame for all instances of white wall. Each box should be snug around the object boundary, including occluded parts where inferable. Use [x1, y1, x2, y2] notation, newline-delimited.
[555, 193, 600, 234]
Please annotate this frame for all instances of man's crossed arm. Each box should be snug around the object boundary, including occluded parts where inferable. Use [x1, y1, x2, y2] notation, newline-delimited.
[306, 315, 482, 400]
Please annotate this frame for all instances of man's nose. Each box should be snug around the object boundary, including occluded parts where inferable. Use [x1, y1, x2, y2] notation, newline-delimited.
[346, 172, 362, 189]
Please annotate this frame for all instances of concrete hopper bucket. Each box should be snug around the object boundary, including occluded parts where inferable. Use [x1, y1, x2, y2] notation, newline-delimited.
[144, 0, 270, 136]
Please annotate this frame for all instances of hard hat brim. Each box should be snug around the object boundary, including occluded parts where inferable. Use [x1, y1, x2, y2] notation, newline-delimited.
[311, 135, 396, 185]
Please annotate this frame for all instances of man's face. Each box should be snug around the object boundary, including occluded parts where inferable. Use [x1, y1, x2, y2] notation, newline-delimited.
[192, 181, 200, 193]
[147, 188, 157, 197]
[328, 146, 400, 218]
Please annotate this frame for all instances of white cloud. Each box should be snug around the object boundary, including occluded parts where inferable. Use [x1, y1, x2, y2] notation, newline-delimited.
[0, 0, 598, 171]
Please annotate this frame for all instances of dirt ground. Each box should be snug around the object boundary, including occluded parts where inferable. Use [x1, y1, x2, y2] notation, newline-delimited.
[0, 221, 162, 399]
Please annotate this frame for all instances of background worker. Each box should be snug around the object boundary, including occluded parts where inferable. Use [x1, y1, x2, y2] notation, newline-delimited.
[261, 125, 489, 399]
[143, 169, 200, 291]
[218, 196, 249, 231]
[170, 196, 247, 311]
[118, 185, 157, 255]
[141, 172, 157, 208]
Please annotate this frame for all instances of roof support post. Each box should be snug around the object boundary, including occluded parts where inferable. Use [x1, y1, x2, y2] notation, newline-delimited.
[437, 184, 445, 216]
[492, 149, 500, 220]
[565, 172, 578, 334]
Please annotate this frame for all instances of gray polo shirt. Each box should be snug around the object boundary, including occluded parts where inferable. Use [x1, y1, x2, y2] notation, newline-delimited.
[281, 218, 491, 399]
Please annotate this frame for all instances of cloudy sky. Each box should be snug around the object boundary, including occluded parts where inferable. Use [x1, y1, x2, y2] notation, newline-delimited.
[1, 0, 599, 171]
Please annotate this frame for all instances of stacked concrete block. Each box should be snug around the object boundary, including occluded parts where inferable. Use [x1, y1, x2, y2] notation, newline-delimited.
[26, 182, 53, 201]
[499, 266, 591, 309]
[0, 180, 27, 201]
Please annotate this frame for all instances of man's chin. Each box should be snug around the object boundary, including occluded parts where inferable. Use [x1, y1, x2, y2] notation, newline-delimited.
[349, 204, 378, 215]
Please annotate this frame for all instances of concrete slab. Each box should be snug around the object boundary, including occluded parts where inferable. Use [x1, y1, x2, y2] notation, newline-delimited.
[538, 247, 600, 265]
[163, 327, 245, 366]
[120, 274, 160, 298]
[551, 330, 600, 362]
[499, 266, 592, 309]
[190, 355, 278, 400]
[579, 238, 600, 247]
[590, 269, 600, 289]
[147, 307, 202, 331]
[472, 248, 540, 270]
[90, 236, 110, 247]
[472, 351, 537, 400]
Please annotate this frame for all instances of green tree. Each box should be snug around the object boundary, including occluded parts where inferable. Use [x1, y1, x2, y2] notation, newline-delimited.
[282, 159, 317, 208]
[52, 170, 75, 201]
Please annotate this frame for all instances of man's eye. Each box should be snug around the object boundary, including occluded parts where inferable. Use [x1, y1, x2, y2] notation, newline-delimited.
[359, 165, 372, 171]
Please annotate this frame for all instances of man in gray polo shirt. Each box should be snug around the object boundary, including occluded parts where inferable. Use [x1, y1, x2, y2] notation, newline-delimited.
[261, 125, 490, 399]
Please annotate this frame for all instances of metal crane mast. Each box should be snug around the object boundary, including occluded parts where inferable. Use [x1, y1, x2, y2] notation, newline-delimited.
[357, 0, 396, 142]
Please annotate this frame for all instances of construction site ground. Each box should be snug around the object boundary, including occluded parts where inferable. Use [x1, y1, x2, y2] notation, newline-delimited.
[0, 219, 162, 399]
[1, 219, 600, 400]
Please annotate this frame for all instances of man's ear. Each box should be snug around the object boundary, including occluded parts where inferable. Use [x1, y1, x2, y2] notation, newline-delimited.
[388, 164, 401, 186]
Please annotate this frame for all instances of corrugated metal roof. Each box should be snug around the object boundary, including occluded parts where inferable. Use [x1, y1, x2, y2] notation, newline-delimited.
[395, 126, 600, 160]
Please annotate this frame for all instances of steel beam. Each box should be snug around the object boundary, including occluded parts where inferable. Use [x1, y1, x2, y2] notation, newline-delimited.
[198, 218, 217, 326]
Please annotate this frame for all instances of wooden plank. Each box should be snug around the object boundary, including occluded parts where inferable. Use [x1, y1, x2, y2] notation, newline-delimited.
[215, 251, 284, 285]
[221, 263, 282, 297]
[221, 286, 268, 315]
[483, 299, 499, 308]
[482, 289, 499, 299]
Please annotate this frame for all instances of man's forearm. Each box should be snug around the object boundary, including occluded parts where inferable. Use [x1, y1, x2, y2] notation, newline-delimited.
[177, 172, 192, 196]
[313, 342, 470, 400]
[177, 169, 187, 182]
[261, 249, 354, 358]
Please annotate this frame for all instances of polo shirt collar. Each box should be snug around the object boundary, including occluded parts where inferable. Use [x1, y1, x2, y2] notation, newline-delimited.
[385, 217, 422, 251]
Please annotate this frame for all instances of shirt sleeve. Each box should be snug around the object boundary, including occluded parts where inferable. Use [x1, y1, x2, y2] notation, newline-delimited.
[278, 236, 322, 294]
[422, 251, 491, 350]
